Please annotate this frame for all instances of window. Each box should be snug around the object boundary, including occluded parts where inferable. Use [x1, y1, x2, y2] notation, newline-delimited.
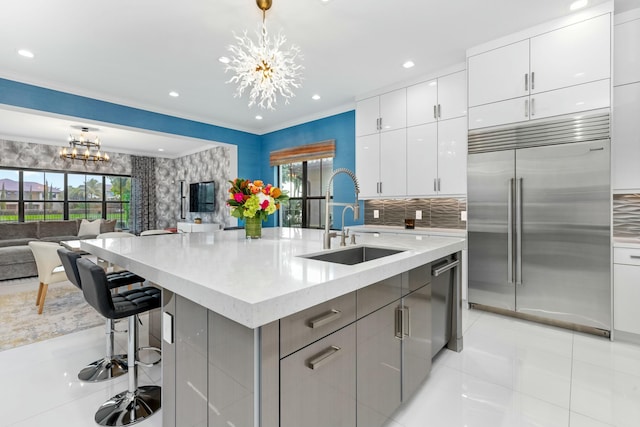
[0, 168, 131, 227]
[279, 158, 333, 228]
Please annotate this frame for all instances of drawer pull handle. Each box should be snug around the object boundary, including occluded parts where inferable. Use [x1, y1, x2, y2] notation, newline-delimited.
[307, 345, 341, 370]
[432, 259, 460, 277]
[630, 255, 640, 259]
[308, 309, 342, 329]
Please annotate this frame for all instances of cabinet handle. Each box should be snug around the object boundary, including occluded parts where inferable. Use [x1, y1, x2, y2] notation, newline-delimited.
[433, 178, 437, 192]
[630, 255, 640, 259]
[395, 306, 410, 339]
[307, 309, 342, 329]
[524, 73, 528, 91]
[379, 182, 382, 194]
[433, 105, 437, 119]
[307, 345, 341, 370]
[437, 104, 441, 118]
[531, 98, 535, 116]
[524, 99, 529, 117]
[531, 72, 535, 90]
[379, 117, 383, 130]
[433, 259, 460, 277]
[437, 178, 441, 192]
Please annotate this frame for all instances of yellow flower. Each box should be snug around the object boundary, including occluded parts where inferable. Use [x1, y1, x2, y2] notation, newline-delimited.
[253, 180, 264, 188]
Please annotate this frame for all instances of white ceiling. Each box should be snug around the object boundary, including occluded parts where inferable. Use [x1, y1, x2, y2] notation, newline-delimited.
[0, 0, 637, 158]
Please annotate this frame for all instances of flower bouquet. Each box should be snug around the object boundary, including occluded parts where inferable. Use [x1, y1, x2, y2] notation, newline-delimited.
[227, 178, 289, 238]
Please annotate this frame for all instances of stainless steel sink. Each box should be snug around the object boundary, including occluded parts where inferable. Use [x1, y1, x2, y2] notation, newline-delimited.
[300, 246, 405, 265]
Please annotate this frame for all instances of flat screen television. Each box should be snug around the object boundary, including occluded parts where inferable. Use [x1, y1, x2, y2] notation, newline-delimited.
[189, 181, 215, 213]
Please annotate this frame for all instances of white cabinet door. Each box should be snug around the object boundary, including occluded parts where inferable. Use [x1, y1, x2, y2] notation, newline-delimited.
[437, 117, 467, 195]
[356, 97, 380, 137]
[407, 81, 438, 127]
[379, 128, 407, 197]
[379, 89, 407, 132]
[468, 96, 530, 130]
[530, 79, 610, 120]
[437, 70, 467, 120]
[614, 263, 640, 335]
[614, 17, 640, 86]
[356, 134, 381, 198]
[531, 14, 611, 94]
[468, 39, 530, 107]
[613, 82, 640, 191]
[407, 124, 437, 196]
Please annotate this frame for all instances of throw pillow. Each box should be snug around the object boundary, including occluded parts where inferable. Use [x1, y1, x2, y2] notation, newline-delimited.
[100, 219, 117, 233]
[78, 219, 102, 236]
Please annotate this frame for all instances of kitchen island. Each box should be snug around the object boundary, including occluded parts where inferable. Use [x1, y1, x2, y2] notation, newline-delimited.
[81, 227, 465, 427]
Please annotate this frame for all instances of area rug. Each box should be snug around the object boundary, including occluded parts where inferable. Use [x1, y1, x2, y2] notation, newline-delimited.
[0, 282, 104, 351]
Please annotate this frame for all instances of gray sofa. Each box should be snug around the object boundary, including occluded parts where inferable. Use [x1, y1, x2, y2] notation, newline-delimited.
[0, 219, 115, 281]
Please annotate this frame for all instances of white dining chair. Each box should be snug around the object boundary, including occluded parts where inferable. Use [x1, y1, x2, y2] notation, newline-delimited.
[28, 241, 68, 314]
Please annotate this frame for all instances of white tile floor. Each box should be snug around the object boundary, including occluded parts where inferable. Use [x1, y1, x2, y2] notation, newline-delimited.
[1, 306, 639, 427]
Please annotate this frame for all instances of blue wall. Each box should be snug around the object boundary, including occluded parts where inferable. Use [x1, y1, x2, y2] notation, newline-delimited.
[0, 78, 262, 179]
[0, 78, 359, 229]
[260, 111, 362, 229]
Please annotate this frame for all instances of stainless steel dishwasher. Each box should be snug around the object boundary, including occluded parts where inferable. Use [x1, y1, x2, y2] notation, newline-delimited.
[431, 255, 460, 358]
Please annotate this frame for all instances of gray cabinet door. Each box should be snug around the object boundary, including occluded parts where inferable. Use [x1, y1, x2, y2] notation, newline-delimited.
[402, 284, 432, 399]
[357, 303, 402, 427]
[281, 324, 356, 427]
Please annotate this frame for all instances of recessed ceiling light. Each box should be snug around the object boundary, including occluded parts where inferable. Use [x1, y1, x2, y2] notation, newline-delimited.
[256, 115, 263, 120]
[169, 91, 179, 97]
[312, 94, 321, 100]
[570, 0, 588, 10]
[17, 49, 34, 59]
[403, 60, 415, 69]
[218, 56, 231, 64]
[158, 148, 165, 152]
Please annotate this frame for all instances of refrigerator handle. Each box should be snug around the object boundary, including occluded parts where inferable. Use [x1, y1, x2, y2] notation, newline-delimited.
[516, 178, 523, 286]
[508, 178, 514, 285]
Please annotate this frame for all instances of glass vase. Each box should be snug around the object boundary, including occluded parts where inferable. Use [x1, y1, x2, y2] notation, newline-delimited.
[245, 216, 262, 239]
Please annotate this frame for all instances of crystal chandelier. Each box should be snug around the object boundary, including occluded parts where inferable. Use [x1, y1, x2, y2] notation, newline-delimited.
[59, 126, 110, 162]
[225, 0, 303, 110]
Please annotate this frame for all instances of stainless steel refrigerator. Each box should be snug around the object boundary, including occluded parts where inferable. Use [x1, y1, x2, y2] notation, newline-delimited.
[467, 110, 611, 335]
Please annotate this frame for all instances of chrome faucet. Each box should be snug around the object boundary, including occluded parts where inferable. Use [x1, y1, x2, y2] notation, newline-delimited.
[324, 168, 360, 249]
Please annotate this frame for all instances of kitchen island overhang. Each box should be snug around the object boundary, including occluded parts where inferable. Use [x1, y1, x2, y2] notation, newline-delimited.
[80, 228, 466, 427]
[80, 227, 466, 329]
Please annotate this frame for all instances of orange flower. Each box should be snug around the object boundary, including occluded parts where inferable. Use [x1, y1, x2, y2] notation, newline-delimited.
[270, 187, 281, 198]
[253, 180, 264, 188]
[250, 185, 260, 194]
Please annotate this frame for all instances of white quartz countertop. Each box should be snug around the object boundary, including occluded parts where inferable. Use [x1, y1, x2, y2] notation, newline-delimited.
[350, 225, 466, 238]
[80, 228, 465, 329]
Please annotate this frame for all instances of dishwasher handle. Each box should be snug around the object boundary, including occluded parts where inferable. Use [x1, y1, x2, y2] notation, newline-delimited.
[432, 259, 460, 277]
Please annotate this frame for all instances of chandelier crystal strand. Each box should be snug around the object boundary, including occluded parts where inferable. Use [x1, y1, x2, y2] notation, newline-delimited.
[225, 0, 303, 110]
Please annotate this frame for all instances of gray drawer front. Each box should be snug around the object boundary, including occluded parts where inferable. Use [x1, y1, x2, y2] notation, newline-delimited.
[280, 292, 356, 357]
[407, 263, 431, 293]
[357, 274, 402, 319]
[280, 324, 356, 427]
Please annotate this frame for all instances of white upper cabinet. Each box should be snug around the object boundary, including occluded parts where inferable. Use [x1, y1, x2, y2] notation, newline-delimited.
[612, 82, 640, 191]
[614, 15, 640, 87]
[407, 70, 467, 127]
[406, 118, 467, 197]
[530, 14, 611, 94]
[468, 40, 530, 107]
[437, 71, 467, 120]
[355, 97, 380, 136]
[356, 89, 406, 137]
[407, 81, 438, 127]
[356, 129, 407, 198]
[355, 134, 381, 197]
[468, 11, 611, 129]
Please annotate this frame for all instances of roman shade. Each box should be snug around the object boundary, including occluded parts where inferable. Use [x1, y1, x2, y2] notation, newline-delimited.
[269, 140, 335, 166]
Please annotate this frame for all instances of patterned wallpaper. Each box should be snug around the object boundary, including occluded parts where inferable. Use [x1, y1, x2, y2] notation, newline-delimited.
[364, 198, 467, 229]
[0, 139, 132, 174]
[155, 146, 231, 229]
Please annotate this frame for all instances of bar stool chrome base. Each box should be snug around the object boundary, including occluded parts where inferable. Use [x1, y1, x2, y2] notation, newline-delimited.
[77, 355, 128, 382]
[94, 386, 161, 426]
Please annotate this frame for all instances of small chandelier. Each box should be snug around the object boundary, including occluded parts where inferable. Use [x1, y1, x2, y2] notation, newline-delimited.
[60, 126, 110, 162]
[225, 0, 303, 110]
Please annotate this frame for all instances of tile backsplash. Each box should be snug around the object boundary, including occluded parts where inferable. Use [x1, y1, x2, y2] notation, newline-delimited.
[613, 194, 640, 238]
[364, 198, 467, 229]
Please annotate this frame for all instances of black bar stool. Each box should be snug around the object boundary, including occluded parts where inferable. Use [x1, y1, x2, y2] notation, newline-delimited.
[57, 247, 146, 382]
[77, 257, 162, 426]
